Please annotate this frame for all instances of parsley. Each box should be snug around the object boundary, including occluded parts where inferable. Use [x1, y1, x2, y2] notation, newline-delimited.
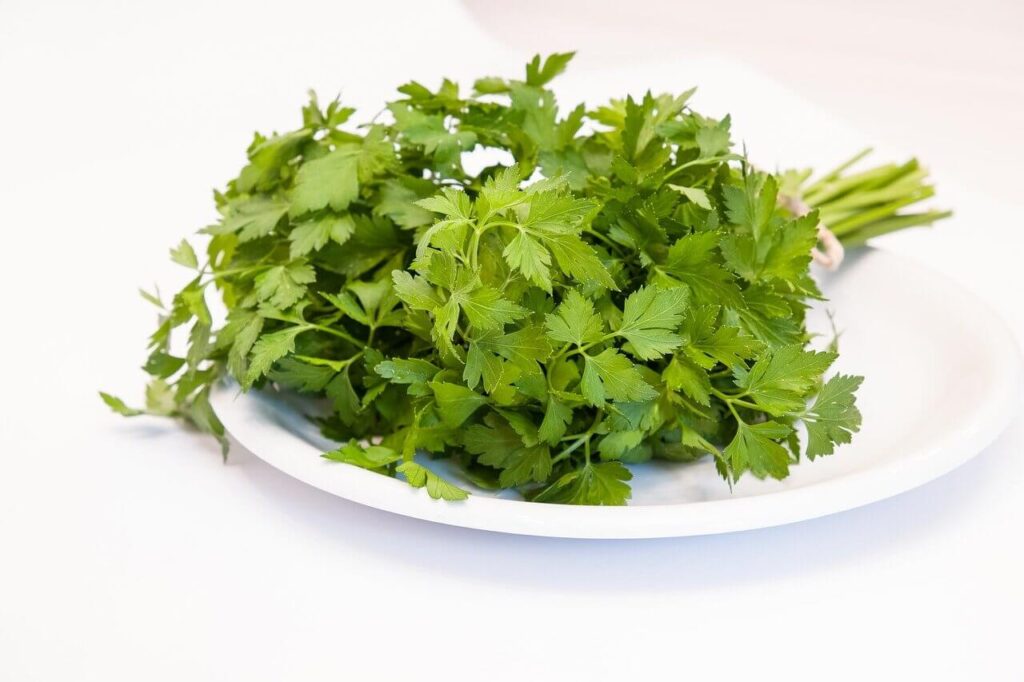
[103, 53, 949, 505]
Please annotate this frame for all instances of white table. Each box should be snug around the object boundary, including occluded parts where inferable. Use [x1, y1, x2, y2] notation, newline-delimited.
[2, 1, 1021, 679]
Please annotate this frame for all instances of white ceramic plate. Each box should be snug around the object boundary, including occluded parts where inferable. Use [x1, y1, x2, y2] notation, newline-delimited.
[211, 248, 1021, 538]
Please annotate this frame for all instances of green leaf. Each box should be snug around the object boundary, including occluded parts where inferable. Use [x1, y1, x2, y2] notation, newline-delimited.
[503, 231, 552, 291]
[143, 351, 186, 379]
[760, 213, 819, 291]
[288, 214, 355, 258]
[668, 185, 712, 210]
[545, 232, 616, 289]
[290, 148, 360, 215]
[145, 379, 177, 415]
[495, 444, 552, 487]
[545, 289, 604, 346]
[375, 179, 438, 228]
[476, 326, 552, 369]
[392, 270, 441, 311]
[463, 342, 505, 392]
[389, 104, 477, 172]
[376, 358, 440, 395]
[803, 374, 864, 459]
[326, 370, 361, 425]
[598, 430, 645, 459]
[538, 398, 573, 444]
[478, 164, 525, 218]
[525, 52, 575, 87]
[322, 291, 370, 325]
[724, 420, 793, 480]
[244, 326, 306, 387]
[724, 172, 777, 242]
[415, 187, 474, 220]
[99, 392, 143, 416]
[461, 287, 528, 331]
[431, 382, 488, 427]
[664, 355, 711, 406]
[533, 461, 633, 506]
[581, 349, 658, 405]
[696, 116, 732, 158]
[681, 305, 762, 370]
[212, 198, 290, 241]
[466, 417, 552, 487]
[254, 263, 316, 309]
[522, 192, 595, 234]
[397, 461, 469, 501]
[734, 345, 836, 415]
[615, 285, 688, 360]
[236, 130, 311, 192]
[661, 232, 742, 309]
[169, 239, 198, 269]
[225, 312, 264, 379]
[186, 388, 228, 457]
[138, 287, 163, 308]
[269, 357, 335, 392]
[323, 440, 402, 469]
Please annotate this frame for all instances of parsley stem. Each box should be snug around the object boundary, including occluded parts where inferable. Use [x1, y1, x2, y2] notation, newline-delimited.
[662, 154, 739, 183]
[305, 322, 366, 348]
[552, 412, 604, 464]
[710, 387, 758, 412]
[483, 220, 521, 230]
[583, 227, 618, 251]
[551, 437, 587, 464]
[467, 227, 483, 271]
[203, 264, 275, 281]
[555, 331, 620, 362]
[721, 395, 743, 423]
[802, 147, 873, 194]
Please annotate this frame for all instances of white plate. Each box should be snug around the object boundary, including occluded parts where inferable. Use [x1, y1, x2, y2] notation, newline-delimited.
[211, 248, 1021, 538]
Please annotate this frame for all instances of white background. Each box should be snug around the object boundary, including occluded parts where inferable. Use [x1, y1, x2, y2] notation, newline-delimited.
[2, 1, 1023, 679]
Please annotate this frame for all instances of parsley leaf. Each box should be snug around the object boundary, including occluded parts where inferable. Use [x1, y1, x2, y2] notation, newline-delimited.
[396, 461, 469, 501]
[581, 349, 658, 405]
[533, 461, 633, 506]
[614, 286, 688, 360]
[290, 148, 360, 215]
[803, 374, 864, 458]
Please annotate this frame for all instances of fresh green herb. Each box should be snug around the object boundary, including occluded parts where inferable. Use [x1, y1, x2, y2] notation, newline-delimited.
[103, 53, 948, 505]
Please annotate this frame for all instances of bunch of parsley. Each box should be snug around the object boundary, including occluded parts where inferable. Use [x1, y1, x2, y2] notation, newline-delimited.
[103, 53, 948, 505]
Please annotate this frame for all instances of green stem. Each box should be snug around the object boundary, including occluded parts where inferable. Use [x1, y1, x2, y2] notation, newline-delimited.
[467, 227, 483, 271]
[711, 387, 758, 412]
[552, 412, 604, 464]
[663, 154, 740, 183]
[202, 264, 275, 282]
[305, 322, 367, 347]
[828, 191, 935, 236]
[840, 210, 952, 247]
[802, 147, 874, 195]
[803, 163, 902, 205]
[551, 437, 587, 464]
[584, 226, 619, 251]
[816, 180, 930, 215]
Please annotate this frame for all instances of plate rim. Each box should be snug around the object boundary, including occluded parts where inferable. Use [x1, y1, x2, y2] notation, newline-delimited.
[212, 249, 1023, 539]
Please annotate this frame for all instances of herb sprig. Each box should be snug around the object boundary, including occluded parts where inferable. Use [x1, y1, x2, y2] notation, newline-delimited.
[102, 53, 948, 505]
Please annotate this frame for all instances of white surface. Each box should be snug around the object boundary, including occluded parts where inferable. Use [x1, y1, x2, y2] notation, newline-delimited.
[213, 250, 1021, 538]
[2, 0, 1024, 679]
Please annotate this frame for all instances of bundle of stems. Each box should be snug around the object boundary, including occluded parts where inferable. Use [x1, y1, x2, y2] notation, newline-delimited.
[782, 148, 952, 247]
